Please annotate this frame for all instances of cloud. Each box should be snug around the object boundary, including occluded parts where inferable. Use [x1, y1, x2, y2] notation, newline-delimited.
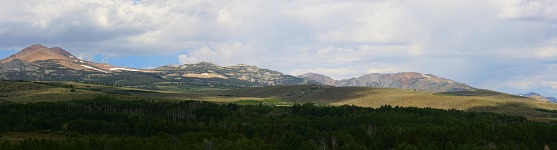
[494, 0, 557, 21]
[77, 53, 94, 61]
[534, 38, 557, 58]
[1, 0, 557, 96]
[178, 55, 199, 64]
[290, 68, 360, 79]
[490, 63, 557, 96]
[502, 76, 557, 93]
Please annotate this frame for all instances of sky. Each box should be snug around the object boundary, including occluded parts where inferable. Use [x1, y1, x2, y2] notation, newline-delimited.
[1, 0, 557, 96]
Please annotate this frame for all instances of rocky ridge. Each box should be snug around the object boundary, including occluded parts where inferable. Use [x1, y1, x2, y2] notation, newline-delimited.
[300, 72, 474, 92]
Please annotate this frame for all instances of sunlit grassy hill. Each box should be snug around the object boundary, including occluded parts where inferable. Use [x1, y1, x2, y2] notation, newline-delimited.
[0, 80, 262, 103]
[226, 85, 557, 120]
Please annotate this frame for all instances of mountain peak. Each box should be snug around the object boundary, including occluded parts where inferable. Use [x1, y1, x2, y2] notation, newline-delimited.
[28, 44, 47, 49]
[0, 44, 76, 64]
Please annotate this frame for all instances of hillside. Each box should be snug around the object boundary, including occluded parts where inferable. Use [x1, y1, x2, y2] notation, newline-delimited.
[2, 81, 557, 120]
[226, 85, 557, 120]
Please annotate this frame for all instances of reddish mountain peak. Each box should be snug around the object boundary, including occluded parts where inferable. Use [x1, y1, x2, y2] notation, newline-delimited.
[28, 44, 48, 49]
[49, 47, 75, 57]
[0, 44, 76, 64]
[391, 72, 424, 79]
[19, 44, 49, 53]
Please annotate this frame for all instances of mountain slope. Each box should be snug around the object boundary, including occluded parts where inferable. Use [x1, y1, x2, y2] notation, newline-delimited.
[302, 72, 474, 92]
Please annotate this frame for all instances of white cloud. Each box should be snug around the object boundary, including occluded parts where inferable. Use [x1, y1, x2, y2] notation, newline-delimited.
[504, 78, 557, 93]
[493, 65, 557, 96]
[494, 0, 557, 21]
[78, 53, 94, 61]
[291, 68, 360, 80]
[178, 55, 199, 64]
[1, 0, 557, 96]
[534, 38, 557, 58]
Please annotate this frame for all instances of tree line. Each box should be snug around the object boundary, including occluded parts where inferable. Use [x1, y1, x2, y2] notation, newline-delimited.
[0, 97, 555, 149]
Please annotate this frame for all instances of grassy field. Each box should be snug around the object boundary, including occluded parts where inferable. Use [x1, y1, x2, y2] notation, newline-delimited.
[0, 80, 263, 102]
[2, 81, 557, 120]
[141, 82, 233, 93]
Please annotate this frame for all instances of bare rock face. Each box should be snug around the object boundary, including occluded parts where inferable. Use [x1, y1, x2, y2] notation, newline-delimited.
[301, 72, 474, 92]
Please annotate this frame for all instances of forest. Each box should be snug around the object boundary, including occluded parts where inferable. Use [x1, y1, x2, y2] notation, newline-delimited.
[0, 96, 556, 149]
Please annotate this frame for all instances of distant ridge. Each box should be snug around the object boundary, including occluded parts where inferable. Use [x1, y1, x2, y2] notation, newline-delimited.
[519, 92, 557, 103]
[300, 72, 474, 92]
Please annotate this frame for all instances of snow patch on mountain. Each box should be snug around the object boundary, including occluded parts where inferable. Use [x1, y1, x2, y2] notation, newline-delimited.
[109, 68, 139, 72]
[81, 65, 108, 73]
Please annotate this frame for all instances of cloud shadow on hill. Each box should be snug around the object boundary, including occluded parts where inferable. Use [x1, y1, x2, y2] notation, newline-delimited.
[466, 101, 557, 120]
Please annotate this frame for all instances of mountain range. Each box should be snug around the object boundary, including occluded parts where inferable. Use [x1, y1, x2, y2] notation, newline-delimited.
[1, 44, 475, 92]
[299, 72, 474, 92]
